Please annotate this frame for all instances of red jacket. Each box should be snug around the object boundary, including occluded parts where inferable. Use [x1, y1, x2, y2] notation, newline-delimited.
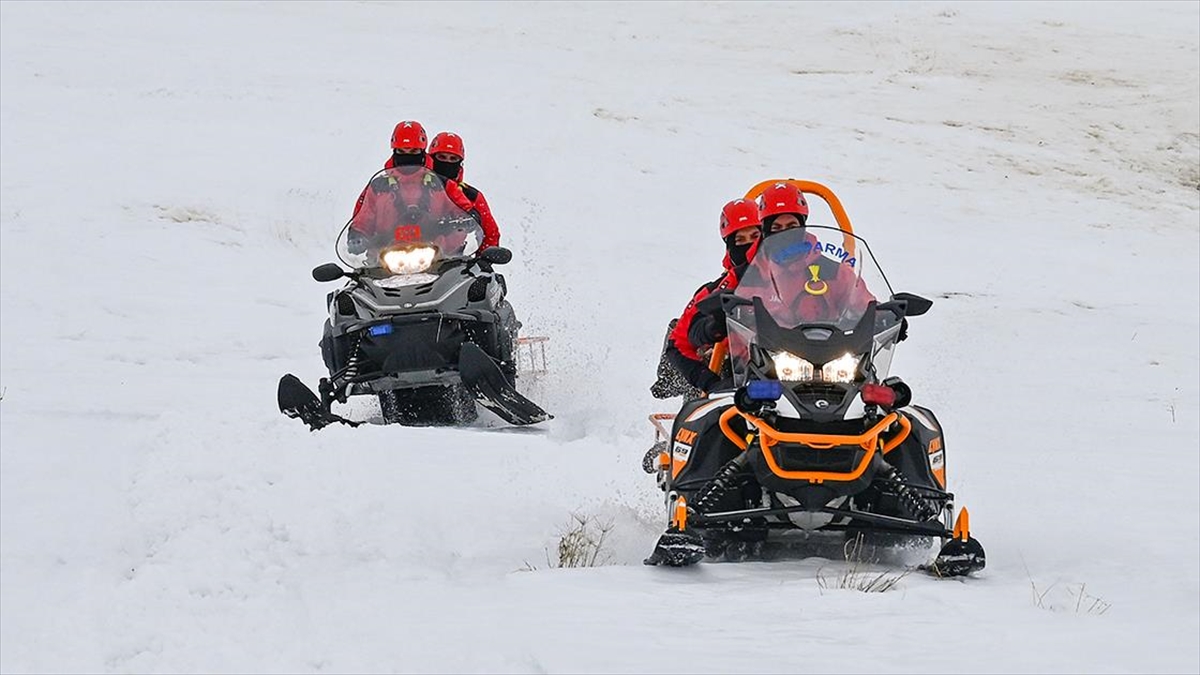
[662, 265, 747, 392]
[351, 167, 475, 240]
[670, 268, 738, 361]
[671, 237, 761, 360]
[370, 156, 500, 249]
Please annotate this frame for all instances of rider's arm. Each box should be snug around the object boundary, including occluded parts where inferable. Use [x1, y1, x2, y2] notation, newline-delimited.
[465, 186, 500, 250]
[665, 339, 720, 392]
[351, 186, 379, 237]
[670, 284, 714, 362]
[666, 279, 727, 391]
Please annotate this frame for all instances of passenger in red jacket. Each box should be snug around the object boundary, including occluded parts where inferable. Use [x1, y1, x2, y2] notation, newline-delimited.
[660, 199, 763, 394]
[427, 131, 501, 250]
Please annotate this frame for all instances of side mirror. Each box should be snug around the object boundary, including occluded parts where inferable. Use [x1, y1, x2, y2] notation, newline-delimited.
[893, 292, 933, 317]
[312, 263, 346, 282]
[480, 246, 513, 265]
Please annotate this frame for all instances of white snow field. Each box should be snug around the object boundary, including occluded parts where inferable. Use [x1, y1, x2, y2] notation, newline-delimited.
[2, 1, 1197, 673]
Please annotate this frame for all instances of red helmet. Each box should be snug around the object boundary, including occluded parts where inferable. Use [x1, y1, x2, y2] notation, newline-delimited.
[430, 132, 465, 160]
[758, 182, 809, 220]
[390, 120, 428, 151]
[719, 199, 762, 239]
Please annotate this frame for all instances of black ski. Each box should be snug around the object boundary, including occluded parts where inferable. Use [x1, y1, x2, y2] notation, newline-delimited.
[643, 529, 706, 567]
[278, 374, 361, 431]
[459, 343, 552, 426]
[925, 535, 986, 577]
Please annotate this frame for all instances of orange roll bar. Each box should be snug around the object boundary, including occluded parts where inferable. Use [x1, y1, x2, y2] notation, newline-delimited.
[743, 178, 856, 255]
[718, 406, 750, 451]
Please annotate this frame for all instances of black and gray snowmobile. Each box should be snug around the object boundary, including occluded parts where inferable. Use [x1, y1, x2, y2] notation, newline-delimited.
[644, 181, 984, 577]
[278, 166, 551, 430]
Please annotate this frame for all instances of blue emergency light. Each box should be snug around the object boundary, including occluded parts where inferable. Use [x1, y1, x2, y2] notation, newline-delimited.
[746, 379, 784, 401]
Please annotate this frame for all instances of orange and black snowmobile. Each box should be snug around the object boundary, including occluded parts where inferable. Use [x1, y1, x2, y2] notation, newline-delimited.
[644, 180, 985, 576]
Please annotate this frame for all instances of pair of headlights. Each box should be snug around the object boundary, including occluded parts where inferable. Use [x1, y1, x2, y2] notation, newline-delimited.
[769, 351, 860, 384]
[380, 246, 437, 275]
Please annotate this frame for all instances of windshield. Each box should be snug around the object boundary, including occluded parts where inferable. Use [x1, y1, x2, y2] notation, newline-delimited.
[734, 225, 891, 330]
[335, 166, 484, 270]
[727, 226, 895, 384]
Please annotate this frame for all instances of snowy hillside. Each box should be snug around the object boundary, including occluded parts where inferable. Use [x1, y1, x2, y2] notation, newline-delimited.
[2, 1, 1197, 673]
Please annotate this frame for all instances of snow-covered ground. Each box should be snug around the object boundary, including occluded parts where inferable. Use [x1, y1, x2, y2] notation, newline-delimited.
[2, 2, 1197, 672]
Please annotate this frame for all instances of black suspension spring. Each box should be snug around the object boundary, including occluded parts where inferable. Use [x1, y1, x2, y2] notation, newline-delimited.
[328, 334, 365, 404]
[341, 334, 364, 381]
[692, 454, 749, 514]
[879, 465, 938, 522]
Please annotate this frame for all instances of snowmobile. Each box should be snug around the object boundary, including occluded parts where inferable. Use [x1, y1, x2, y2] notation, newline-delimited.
[278, 166, 552, 429]
[644, 180, 984, 577]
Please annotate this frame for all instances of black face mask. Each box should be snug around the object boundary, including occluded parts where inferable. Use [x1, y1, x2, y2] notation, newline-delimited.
[392, 150, 426, 167]
[725, 235, 753, 268]
[431, 158, 462, 181]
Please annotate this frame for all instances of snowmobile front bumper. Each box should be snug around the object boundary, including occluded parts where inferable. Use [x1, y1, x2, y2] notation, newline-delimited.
[346, 369, 464, 395]
[329, 309, 512, 395]
[685, 502, 984, 576]
[690, 502, 949, 537]
[727, 410, 912, 493]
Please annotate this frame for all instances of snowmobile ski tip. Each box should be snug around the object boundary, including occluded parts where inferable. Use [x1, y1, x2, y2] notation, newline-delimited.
[278, 374, 361, 431]
[459, 343, 552, 426]
[644, 529, 706, 567]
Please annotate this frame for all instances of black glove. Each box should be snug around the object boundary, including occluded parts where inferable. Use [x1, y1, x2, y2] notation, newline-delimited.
[695, 369, 722, 393]
[692, 314, 727, 346]
[694, 291, 728, 317]
[347, 229, 368, 255]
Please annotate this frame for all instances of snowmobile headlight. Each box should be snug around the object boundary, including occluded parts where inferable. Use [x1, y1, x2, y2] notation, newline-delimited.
[770, 351, 814, 382]
[380, 246, 436, 275]
[821, 353, 861, 383]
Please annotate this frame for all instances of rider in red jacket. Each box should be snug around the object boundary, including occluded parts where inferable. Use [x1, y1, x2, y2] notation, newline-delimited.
[349, 121, 477, 254]
[748, 182, 877, 324]
[661, 199, 763, 393]
[353, 120, 432, 217]
[758, 181, 809, 238]
[427, 132, 501, 250]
